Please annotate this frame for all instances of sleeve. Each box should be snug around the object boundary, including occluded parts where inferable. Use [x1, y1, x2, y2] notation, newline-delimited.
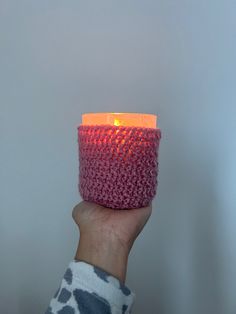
[45, 260, 135, 314]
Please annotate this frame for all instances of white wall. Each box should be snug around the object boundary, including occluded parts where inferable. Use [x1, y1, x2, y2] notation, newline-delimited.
[1, 1, 236, 313]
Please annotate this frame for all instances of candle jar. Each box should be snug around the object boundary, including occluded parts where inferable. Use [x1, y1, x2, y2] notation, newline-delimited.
[77, 113, 161, 209]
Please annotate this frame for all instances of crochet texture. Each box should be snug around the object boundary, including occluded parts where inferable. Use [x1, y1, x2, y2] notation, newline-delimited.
[78, 125, 161, 209]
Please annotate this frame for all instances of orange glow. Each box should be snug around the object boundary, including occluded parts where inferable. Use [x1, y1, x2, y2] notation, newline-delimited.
[114, 118, 121, 126]
[82, 113, 157, 128]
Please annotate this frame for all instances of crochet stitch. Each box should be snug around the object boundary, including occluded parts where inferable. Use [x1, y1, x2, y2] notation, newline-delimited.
[78, 125, 161, 209]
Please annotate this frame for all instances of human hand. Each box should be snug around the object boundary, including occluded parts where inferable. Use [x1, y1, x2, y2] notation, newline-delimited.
[72, 201, 152, 283]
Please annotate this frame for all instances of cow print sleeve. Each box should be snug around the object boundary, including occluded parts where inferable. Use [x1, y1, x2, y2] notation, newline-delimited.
[45, 260, 135, 314]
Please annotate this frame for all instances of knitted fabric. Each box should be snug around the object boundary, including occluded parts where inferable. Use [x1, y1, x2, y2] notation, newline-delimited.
[78, 125, 161, 209]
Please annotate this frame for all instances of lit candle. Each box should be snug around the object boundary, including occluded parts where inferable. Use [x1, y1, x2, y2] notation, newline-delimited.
[82, 112, 157, 128]
[77, 112, 161, 209]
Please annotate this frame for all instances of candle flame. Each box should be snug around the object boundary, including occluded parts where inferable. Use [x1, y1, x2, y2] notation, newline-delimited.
[114, 118, 120, 126]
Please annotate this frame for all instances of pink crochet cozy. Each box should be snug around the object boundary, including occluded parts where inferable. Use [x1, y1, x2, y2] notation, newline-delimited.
[78, 125, 161, 209]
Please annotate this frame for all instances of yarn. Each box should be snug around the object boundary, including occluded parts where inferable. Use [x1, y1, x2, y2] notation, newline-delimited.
[78, 125, 161, 209]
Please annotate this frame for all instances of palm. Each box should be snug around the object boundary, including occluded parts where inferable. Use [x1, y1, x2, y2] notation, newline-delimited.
[73, 201, 152, 249]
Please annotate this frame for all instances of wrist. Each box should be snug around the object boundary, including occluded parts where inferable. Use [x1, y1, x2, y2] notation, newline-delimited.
[75, 230, 129, 283]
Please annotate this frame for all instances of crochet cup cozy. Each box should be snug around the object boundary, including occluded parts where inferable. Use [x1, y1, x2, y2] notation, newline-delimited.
[78, 125, 161, 209]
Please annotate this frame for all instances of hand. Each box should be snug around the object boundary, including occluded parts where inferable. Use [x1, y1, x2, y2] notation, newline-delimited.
[72, 201, 152, 283]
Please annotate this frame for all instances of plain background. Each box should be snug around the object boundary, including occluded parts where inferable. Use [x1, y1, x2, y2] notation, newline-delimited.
[1, 1, 236, 313]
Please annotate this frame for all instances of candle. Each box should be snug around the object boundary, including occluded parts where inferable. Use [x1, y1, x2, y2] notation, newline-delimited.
[82, 112, 157, 128]
[77, 112, 161, 209]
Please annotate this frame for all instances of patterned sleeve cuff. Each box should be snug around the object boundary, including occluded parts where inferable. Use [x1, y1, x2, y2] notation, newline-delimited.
[47, 260, 135, 314]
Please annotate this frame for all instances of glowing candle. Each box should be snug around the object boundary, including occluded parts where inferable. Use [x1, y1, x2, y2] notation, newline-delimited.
[82, 112, 157, 128]
[78, 112, 161, 209]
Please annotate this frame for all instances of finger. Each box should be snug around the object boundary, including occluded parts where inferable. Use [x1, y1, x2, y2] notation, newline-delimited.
[72, 201, 88, 223]
[72, 201, 107, 224]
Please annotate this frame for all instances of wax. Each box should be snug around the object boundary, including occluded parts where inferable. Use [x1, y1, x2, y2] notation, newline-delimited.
[82, 112, 157, 128]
